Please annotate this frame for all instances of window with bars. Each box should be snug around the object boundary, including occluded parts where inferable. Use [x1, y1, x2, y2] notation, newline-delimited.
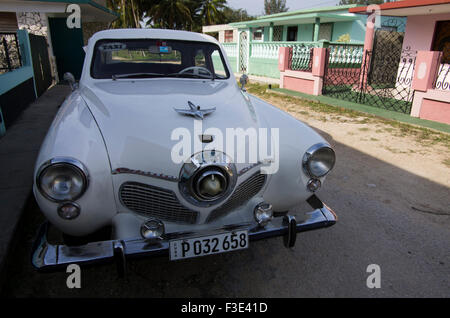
[252, 28, 263, 41]
[273, 26, 283, 41]
[224, 30, 234, 43]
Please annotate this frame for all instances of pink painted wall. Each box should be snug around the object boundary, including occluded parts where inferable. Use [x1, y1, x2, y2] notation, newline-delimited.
[283, 76, 315, 95]
[419, 98, 450, 124]
[402, 13, 450, 56]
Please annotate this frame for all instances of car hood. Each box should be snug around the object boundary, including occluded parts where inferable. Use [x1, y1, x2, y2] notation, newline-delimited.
[79, 79, 263, 178]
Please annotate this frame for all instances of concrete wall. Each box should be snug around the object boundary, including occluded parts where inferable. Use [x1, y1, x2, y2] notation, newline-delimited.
[17, 11, 57, 81]
[0, 30, 34, 96]
[401, 13, 450, 56]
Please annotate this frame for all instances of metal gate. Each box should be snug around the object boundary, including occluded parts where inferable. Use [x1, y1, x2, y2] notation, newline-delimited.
[29, 34, 52, 97]
[322, 21, 415, 114]
[239, 31, 248, 73]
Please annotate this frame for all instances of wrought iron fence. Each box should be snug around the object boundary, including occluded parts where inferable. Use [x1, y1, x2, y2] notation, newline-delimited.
[288, 47, 313, 72]
[0, 32, 22, 74]
[323, 49, 415, 114]
[433, 50, 450, 91]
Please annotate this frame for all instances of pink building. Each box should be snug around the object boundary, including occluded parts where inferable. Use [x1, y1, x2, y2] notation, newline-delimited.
[350, 0, 450, 124]
[279, 0, 450, 125]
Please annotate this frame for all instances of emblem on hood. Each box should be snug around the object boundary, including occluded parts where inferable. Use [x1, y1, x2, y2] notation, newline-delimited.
[174, 101, 216, 120]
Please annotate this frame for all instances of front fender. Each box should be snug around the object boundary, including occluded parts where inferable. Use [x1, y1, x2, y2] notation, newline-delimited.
[248, 94, 329, 211]
[33, 90, 117, 236]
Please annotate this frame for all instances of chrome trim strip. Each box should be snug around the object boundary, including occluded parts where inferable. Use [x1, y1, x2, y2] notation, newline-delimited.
[111, 162, 262, 182]
[31, 203, 337, 271]
[111, 167, 179, 182]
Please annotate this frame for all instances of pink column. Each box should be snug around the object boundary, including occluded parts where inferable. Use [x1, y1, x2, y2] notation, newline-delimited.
[359, 14, 376, 90]
[312, 47, 327, 77]
[411, 51, 441, 92]
[278, 47, 292, 72]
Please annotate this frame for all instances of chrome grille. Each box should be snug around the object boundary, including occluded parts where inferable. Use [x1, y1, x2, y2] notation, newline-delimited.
[119, 182, 198, 224]
[206, 172, 266, 223]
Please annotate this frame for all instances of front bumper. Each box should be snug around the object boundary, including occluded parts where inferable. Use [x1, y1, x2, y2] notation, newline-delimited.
[32, 197, 337, 271]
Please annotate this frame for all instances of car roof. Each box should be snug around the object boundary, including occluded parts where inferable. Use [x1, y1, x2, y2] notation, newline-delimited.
[88, 28, 220, 46]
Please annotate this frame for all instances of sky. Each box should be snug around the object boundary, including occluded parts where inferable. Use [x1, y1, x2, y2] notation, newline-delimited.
[227, 0, 341, 16]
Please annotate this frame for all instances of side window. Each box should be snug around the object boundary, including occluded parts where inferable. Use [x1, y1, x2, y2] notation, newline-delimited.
[211, 49, 226, 78]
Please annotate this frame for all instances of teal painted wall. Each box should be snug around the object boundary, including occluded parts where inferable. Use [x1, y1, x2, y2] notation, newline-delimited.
[298, 24, 314, 42]
[264, 27, 269, 41]
[0, 30, 34, 96]
[0, 108, 5, 137]
[249, 58, 279, 78]
[0, 29, 35, 136]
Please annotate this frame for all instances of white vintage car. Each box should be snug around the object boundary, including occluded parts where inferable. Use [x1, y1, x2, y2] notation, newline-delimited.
[32, 29, 337, 274]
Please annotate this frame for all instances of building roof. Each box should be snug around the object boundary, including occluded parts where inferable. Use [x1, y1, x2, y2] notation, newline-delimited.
[256, 4, 360, 20]
[230, 5, 362, 28]
[349, 0, 450, 16]
[0, 0, 118, 22]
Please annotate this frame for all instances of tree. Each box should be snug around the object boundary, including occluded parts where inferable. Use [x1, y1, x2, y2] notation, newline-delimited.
[144, 0, 193, 30]
[264, 0, 288, 15]
[106, 0, 145, 28]
[220, 7, 253, 23]
[199, 0, 227, 26]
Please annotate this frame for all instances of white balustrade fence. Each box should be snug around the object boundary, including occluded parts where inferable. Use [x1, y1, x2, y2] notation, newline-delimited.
[250, 41, 318, 59]
[434, 63, 450, 91]
[221, 43, 237, 58]
[328, 44, 364, 65]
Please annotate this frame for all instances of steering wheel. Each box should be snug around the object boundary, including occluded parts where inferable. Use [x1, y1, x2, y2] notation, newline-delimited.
[179, 66, 213, 77]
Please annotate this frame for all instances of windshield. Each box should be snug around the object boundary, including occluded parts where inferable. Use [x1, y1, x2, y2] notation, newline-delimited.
[90, 39, 230, 80]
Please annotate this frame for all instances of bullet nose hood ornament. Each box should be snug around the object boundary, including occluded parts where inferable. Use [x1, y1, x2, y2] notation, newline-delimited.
[174, 101, 216, 120]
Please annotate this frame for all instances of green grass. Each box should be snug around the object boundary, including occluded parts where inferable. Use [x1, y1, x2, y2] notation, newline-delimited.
[266, 85, 450, 135]
[244, 82, 450, 149]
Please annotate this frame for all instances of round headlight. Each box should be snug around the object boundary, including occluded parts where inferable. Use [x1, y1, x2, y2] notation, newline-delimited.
[179, 150, 237, 207]
[302, 143, 335, 178]
[37, 158, 88, 202]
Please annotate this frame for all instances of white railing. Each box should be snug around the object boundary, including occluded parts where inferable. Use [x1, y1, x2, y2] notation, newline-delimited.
[250, 41, 318, 59]
[434, 63, 450, 91]
[328, 44, 364, 65]
[221, 42, 237, 58]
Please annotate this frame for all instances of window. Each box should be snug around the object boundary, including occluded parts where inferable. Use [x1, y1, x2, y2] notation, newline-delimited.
[273, 26, 283, 41]
[252, 28, 263, 41]
[287, 26, 298, 42]
[317, 23, 333, 41]
[432, 20, 450, 64]
[91, 39, 230, 79]
[224, 30, 234, 43]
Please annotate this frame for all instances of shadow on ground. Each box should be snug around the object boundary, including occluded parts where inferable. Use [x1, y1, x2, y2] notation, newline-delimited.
[1, 129, 449, 297]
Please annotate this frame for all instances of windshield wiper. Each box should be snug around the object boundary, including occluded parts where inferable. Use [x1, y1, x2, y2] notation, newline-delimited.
[111, 72, 165, 80]
[111, 72, 216, 80]
[166, 72, 216, 80]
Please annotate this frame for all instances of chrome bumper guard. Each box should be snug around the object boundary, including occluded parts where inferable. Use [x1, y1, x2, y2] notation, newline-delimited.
[32, 197, 337, 272]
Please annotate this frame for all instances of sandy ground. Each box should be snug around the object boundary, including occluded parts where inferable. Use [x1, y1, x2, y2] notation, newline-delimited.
[264, 94, 450, 188]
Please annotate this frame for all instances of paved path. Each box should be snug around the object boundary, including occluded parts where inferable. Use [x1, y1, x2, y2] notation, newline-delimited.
[0, 85, 71, 284]
[1, 126, 448, 297]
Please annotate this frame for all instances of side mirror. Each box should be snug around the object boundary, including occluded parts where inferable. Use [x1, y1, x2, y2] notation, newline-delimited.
[63, 72, 77, 91]
[240, 74, 248, 92]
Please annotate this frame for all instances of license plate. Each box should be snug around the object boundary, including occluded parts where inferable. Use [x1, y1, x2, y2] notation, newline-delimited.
[169, 230, 248, 260]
